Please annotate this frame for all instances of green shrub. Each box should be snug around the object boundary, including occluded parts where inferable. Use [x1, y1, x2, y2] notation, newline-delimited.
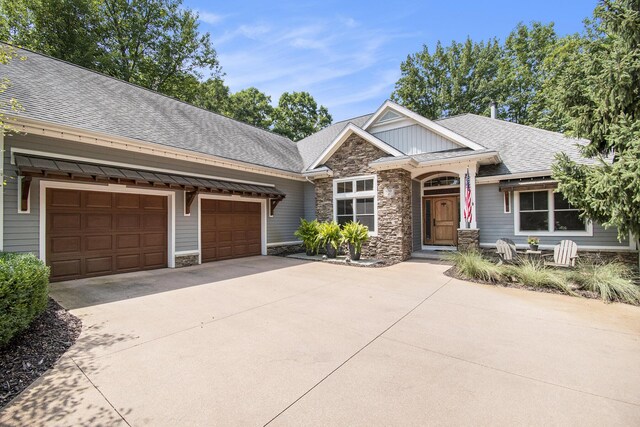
[294, 219, 320, 254]
[448, 251, 504, 283]
[316, 221, 342, 251]
[0, 252, 50, 347]
[506, 259, 574, 295]
[569, 261, 640, 304]
[340, 221, 369, 254]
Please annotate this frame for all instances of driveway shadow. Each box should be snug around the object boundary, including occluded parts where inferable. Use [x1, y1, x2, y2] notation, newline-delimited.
[50, 256, 309, 310]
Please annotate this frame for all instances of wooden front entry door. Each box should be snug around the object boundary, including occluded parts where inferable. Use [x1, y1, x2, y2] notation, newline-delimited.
[423, 196, 458, 245]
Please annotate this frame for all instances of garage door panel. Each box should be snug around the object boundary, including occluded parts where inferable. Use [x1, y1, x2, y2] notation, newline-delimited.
[85, 192, 112, 209]
[200, 199, 262, 263]
[85, 214, 112, 231]
[49, 189, 81, 208]
[50, 213, 81, 230]
[85, 256, 113, 274]
[51, 236, 81, 254]
[115, 193, 141, 209]
[116, 214, 141, 229]
[47, 189, 167, 281]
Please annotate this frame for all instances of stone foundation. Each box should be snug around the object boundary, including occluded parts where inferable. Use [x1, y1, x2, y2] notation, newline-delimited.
[267, 243, 305, 256]
[175, 254, 199, 268]
[457, 228, 479, 252]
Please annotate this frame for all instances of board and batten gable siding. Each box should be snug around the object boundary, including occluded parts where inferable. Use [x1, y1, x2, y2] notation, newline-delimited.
[412, 179, 422, 251]
[372, 124, 460, 155]
[3, 133, 306, 254]
[476, 183, 628, 248]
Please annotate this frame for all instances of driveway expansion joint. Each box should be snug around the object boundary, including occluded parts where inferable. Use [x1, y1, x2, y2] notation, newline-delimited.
[262, 277, 453, 426]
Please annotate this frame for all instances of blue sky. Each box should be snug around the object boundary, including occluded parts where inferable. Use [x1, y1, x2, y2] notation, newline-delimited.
[185, 0, 597, 121]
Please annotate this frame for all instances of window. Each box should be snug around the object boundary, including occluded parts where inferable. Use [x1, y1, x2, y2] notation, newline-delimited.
[553, 193, 584, 231]
[516, 190, 588, 235]
[333, 176, 377, 233]
[503, 191, 511, 214]
[424, 176, 459, 188]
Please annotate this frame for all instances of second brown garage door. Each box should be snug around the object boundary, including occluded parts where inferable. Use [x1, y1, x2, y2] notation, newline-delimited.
[201, 199, 262, 262]
[46, 188, 168, 281]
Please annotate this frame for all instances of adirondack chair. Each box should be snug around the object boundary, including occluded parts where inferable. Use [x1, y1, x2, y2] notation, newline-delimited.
[496, 238, 520, 264]
[543, 240, 579, 268]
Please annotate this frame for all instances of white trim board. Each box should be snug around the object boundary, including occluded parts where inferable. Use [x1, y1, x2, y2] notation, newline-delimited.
[38, 180, 177, 268]
[308, 124, 404, 170]
[197, 193, 268, 265]
[363, 100, 485, 151]
[9, 115, 305, 181]
[267, 240, 302, 247]
[479, 243, 635, 252]
[11, 147, 276, 187]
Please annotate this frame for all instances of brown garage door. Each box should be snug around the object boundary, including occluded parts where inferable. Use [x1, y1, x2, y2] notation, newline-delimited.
[201, 199, 261, 262]
[46, 188, 168, 281]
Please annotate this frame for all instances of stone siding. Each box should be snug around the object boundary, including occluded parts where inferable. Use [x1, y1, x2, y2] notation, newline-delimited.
[175, 254, 199, 268]
[267, 243, 305, 256]
[457, 228, 480, 251]
[313, 133, 412, 261]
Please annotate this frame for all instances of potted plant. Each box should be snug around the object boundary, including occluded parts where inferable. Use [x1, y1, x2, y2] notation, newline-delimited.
[341, 221, 369, 261]
[294, 219, 320, 256]
[527, 236, 540, 251]
[316, 221, 342, 258]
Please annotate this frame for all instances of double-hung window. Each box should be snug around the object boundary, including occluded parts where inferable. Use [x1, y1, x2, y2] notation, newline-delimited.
[334, 176, 377, 233]
[516, 190, 589, 235]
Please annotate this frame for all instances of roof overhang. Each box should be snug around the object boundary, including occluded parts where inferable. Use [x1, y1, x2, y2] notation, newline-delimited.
[307, 123, 404, 170]
[15, 154, 286, 214]
[498, 177, 557, 192]
[302, 166, 334, 179]
[362, 100, 486, 151]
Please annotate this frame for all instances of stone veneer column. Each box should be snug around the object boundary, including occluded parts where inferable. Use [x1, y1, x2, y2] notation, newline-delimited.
[457, 228, 480, 251]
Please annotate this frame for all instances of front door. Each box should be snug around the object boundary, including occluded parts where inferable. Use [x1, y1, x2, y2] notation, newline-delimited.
[423, 196, 458, 246]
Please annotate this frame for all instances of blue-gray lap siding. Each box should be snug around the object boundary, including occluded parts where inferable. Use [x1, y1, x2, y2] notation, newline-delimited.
[476, 183, 629, 249]
[2, 133, 307, 254]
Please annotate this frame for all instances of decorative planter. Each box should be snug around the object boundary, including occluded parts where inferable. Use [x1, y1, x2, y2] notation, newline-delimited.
[325, 244, 337, 259]
[348, 244, 361, 261]
[529, 244, 539, 251]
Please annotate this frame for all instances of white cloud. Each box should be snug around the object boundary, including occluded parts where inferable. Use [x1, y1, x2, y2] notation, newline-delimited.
[197, 10, 224, 25]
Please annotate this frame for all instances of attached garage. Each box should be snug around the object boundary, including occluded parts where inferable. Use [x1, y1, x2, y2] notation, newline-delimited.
[200, 199, 262, 262]
[46, 188, 168, 281]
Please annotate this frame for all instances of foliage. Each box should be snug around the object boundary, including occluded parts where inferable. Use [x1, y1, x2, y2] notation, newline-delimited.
[0, 252, 50, 347]
[227, 88, 274, 129]
[294, 219, 320, 254]
[272, 91, 332, 141]
[569, 261, 640, 304]
[340, 221, 369, 254]
[448, 251, 504, 283]
[315, 221, 342, 251]
[0, 45, 24, 136]
[392, 22, 559, 127]
[549, 0, 640, 250]
[505, 259, 574, 294]
[1, 0, 221, 99]
[527, 236, 540, 245]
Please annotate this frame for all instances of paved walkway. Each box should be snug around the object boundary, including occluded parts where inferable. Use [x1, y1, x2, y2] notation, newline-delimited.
[2, 257, 639, 426]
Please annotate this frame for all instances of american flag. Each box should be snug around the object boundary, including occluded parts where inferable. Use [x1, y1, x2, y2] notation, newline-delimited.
[463, 168, 472, 226]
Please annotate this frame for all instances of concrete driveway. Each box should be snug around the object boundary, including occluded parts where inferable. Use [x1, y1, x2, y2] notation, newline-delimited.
[2, 257, 639, 426]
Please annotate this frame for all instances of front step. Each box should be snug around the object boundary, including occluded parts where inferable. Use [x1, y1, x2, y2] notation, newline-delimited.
[411, 250, 456, 261]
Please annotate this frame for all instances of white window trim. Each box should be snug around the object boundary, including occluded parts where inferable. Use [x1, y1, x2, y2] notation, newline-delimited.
[514, 189, 593, 237]
[422, 173, 461, 193]
[332, 174, 378, 236]
[17, 176, 31, 214]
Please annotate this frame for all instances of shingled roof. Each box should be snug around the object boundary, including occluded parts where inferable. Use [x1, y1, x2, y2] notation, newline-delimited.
[1, 46, 304, 173]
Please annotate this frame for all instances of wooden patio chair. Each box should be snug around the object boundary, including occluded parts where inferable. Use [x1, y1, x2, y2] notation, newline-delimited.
[543, 240, 579, 268]
[496, 238, 520, 265]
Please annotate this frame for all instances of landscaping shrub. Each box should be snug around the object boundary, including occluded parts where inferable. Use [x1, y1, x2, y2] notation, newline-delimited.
[569, 261, 640, 304]
[0, 252, 50, 347]
[294, 219, 320, 255]
[505, 259, 574, 295]
[448, 251, 504, 283]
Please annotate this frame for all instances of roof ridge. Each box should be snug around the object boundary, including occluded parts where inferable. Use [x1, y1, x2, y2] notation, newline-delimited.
[1, 42, 300, 146]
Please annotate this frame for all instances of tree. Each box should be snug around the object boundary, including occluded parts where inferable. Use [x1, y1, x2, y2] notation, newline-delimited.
[0, 0, 221, 99]
[0, 45, 22, 134]
[272, 92, 332, 141]
[191, 77, 230, 114]
[226, 87, 274, 129]
[550, 0, 640, 259]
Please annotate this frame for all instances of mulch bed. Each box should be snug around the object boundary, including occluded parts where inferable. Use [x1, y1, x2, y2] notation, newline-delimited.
[0, 298, 82, 409]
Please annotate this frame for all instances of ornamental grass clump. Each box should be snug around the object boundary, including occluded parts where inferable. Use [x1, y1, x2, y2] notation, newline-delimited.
[569, 261, 640, 305]
[448, 251, 504, 283]
[506, 258, 574, 295]
[0, 252, 50, 347]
